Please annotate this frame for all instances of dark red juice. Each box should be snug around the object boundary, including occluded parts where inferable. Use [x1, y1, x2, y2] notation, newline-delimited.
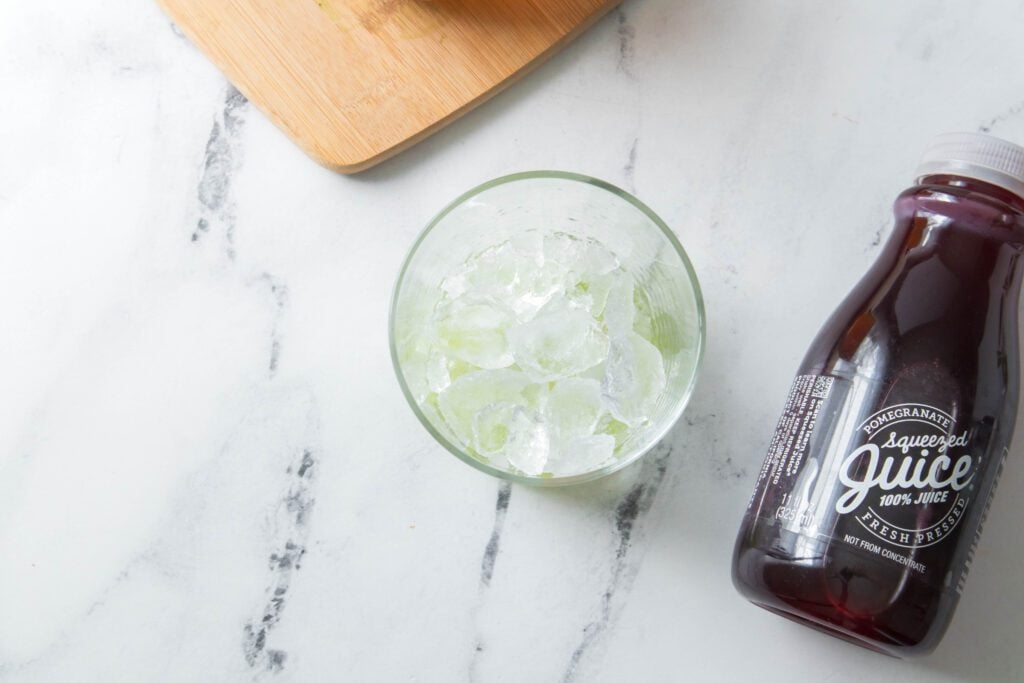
[733, 133, 1024, 656]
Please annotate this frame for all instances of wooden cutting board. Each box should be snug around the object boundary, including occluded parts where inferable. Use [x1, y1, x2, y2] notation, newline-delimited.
[159, 0, 620, 173]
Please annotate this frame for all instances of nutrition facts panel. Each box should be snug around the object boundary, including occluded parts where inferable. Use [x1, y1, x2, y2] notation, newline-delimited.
[750, 374, 834, 507]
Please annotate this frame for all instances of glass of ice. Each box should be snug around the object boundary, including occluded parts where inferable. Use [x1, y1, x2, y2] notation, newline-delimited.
[390, 172, 705, 486]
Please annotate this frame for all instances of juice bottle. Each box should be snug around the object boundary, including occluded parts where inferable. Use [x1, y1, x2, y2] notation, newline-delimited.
[732, 132, 1024, 656]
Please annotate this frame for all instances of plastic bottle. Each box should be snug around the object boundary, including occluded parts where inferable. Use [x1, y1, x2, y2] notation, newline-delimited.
[732, 132, 1024, 656]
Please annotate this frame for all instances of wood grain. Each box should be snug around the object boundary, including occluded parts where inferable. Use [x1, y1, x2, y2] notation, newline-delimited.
[159, 0, 620, 173]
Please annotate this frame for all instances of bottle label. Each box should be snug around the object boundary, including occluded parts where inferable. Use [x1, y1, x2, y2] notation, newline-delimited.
[836, 403, 972, 548]
[746, 375, 834, 515]
[748, 374, 984, 580]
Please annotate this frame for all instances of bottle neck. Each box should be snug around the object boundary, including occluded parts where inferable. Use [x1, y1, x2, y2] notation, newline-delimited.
[883, 176, 1024, 317]
[918, 174, 1024, 213]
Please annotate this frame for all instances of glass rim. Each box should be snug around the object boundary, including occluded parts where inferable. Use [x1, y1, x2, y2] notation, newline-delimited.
[388, 170, 707, 487]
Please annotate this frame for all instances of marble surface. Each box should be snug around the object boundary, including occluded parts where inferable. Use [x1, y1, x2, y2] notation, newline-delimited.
[3, 1, 1024, 680]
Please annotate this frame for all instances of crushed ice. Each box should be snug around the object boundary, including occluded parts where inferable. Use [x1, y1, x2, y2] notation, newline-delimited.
[419, 230, 667, 476]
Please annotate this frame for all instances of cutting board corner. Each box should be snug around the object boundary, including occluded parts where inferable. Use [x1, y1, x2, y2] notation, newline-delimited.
[160, 0, 622, 173]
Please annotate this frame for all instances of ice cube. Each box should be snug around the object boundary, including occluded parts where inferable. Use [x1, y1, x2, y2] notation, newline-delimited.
[504, 407, 551, 476]
[472, 402, 516, 455]
[649, 312, 687, 356]
[438, 369, 532, 447]
[573, 240, 619, 277]
[434, 299, 514, 369]
[545, 378, 604, 444]
[508, 229, 546, 262]
[566, 271, 615, 318]
[464, 242, 523, 296]
[426, 350, 452, 394]
[511, 259, 568, 321]
[632, 287, 655, 343]
[602, 331, 667, 426]
[459, 237, 567, 322]
[542, 231, 584, 267]
[508, 306, 609, 382]
[548, 434, 616, 476]
[578, 360, 607, 383]
[603, 273, 636, 335]
[440, 272, 468, 299]
[595, 413, 631, 448]
[545, 232, 619, 276]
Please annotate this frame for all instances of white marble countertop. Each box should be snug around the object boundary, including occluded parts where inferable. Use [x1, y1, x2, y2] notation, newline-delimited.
[4, 1, 1024, 681]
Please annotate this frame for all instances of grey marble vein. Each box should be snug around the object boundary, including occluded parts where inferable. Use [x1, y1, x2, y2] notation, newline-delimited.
[468, 481, 513, 681]
[261, 272, 289, 378]
[561, 442, 673, 682]
[193, 84, 248, 257]
[193, 86, 292, 381]
[624, 137, 639, 193]
[616, 8, 638, 80]
[243, 449, 317, 674]
[867, 223, 885, 251]
[979, 99, 1024, 134]
[479, 482, 513, 588]
[169, 21, 187, 41]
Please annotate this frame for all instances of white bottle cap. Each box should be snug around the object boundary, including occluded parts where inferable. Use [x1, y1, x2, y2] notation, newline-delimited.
[916, 132, 1024, 200]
